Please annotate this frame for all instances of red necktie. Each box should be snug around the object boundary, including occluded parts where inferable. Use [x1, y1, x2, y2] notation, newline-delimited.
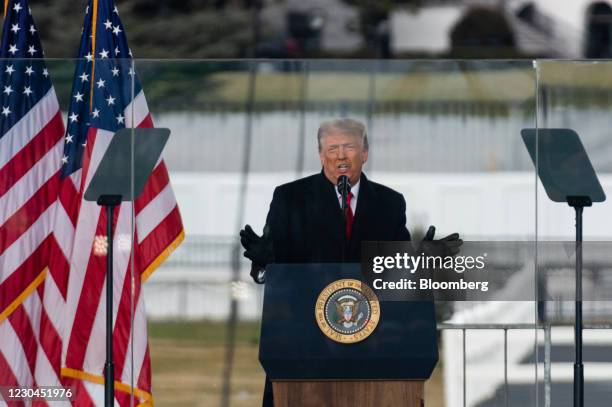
[345, 192, 354, 239]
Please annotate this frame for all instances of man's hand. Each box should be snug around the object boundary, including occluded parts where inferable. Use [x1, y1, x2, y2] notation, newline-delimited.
[240, 224, 274, 283]
[423, 225, 436, 241]
[421, 225, 463, 257]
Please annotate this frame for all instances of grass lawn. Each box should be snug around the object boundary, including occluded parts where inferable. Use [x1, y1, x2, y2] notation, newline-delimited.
[148, 320, 444, 407]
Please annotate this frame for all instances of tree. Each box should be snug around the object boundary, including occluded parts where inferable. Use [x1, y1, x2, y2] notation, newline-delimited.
[449, 6, 517, 58]
[27, 0, 261, 58]
[341, 0, 421, 55]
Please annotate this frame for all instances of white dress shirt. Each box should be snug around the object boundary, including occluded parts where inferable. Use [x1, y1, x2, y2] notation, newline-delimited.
[335, 180, 359, 213]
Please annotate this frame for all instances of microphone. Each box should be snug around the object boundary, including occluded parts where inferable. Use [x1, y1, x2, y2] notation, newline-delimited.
[337, 175, 351, 214]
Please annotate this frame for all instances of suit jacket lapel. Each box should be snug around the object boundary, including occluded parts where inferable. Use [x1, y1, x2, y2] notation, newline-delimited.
[348, 173, 372, 256]
[314, 171, 345, 246]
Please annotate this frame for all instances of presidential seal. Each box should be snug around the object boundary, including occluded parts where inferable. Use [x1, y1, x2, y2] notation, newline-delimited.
[315, 279, 380, 344]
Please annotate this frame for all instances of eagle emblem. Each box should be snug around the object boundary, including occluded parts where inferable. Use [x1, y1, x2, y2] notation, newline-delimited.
[335, 295, 364, 328]
[315, 279, 380, 344]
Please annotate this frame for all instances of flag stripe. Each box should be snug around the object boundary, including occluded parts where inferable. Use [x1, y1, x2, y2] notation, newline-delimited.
[61, 201, 102, 362]
[38, 304, 62, 375]
[39, 271, 65, 334]
[62, 129, 112, 369]
[81, 204, 133, 373]
[81, 280, 109, 373]
[0, 140, 62, 226]
[61, 376, 96, 407]
[133, 160, 168, 214]
[136, 185, 177, 244]
[8, 305, 38, 384]
[108, 206, 140, 379]
[46, 236, 70, 300]
[82, 381, 118, 406]
[1, 307, 34, 387]
[111, 262, 138, 384]
[39, 276, 65, 375]
[137, 344, 151, 393]
[51, 203, 75, 263]
[0, 246, 48, 318]
[0, 350, 22, 401]
[0, 173, 59, 254]
[60, 130, 106, 364]
[108, 202, 133, 327]
[0, 112, 63, 197]
[120, 293, 147, 387]
[0, 203, 54, 286]
[66, 199, 123, 372]
[137, 206, 183, 278]
[124, 91, 149, 128]
[78, 128, 100, 193]
[0, 353, 29, 407]
[58, 176, 79, 227]
[0, 87, 59, 169]
[64, 211, 107, 371]
[29, 284, 63, 407]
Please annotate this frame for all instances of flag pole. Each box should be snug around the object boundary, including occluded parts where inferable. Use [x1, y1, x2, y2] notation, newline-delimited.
[89, 0, 98, 111]
[88, 2, 115, 405]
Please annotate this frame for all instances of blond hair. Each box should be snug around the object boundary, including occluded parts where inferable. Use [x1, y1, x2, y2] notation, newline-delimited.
[317, 118, 369, 152]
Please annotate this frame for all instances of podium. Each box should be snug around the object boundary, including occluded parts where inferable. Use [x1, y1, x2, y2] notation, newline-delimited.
[259, 263, 438, 407]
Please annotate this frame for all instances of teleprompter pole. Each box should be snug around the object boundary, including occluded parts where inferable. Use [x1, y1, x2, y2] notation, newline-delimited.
[567, 196, 590, 407]
[98, 194, 122, 407]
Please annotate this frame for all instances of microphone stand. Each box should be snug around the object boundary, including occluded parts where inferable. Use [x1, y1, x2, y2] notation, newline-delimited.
[337, 175, 351, 263]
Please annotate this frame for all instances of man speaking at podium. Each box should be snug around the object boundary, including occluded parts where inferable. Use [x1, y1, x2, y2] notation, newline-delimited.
[242, 118, 411, 272]
[240, 118, 460, 406]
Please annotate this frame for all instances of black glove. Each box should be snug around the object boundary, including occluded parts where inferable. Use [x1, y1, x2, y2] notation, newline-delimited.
[423, 225, 436, 241]
[240, 224, 274, 281]
[421, 225, 462, 257]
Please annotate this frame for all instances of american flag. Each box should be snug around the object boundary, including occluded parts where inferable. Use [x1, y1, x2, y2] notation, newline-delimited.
[0, 0, 68, 398]
[55, 0, 184, 405]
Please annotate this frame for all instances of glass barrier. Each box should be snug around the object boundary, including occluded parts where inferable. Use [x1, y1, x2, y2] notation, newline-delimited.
[131, 59, 539, 407]
[2, 58, 576, 407]
[0, 55, 139, 405]
[535, 60, 612, 406]
[4, 56, 612, 407]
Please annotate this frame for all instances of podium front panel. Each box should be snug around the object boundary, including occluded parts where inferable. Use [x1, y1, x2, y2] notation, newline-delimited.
[259, 263, 438, 380]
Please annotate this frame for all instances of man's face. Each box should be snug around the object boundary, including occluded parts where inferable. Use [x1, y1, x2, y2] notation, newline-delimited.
[319, 130, 368, 186]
